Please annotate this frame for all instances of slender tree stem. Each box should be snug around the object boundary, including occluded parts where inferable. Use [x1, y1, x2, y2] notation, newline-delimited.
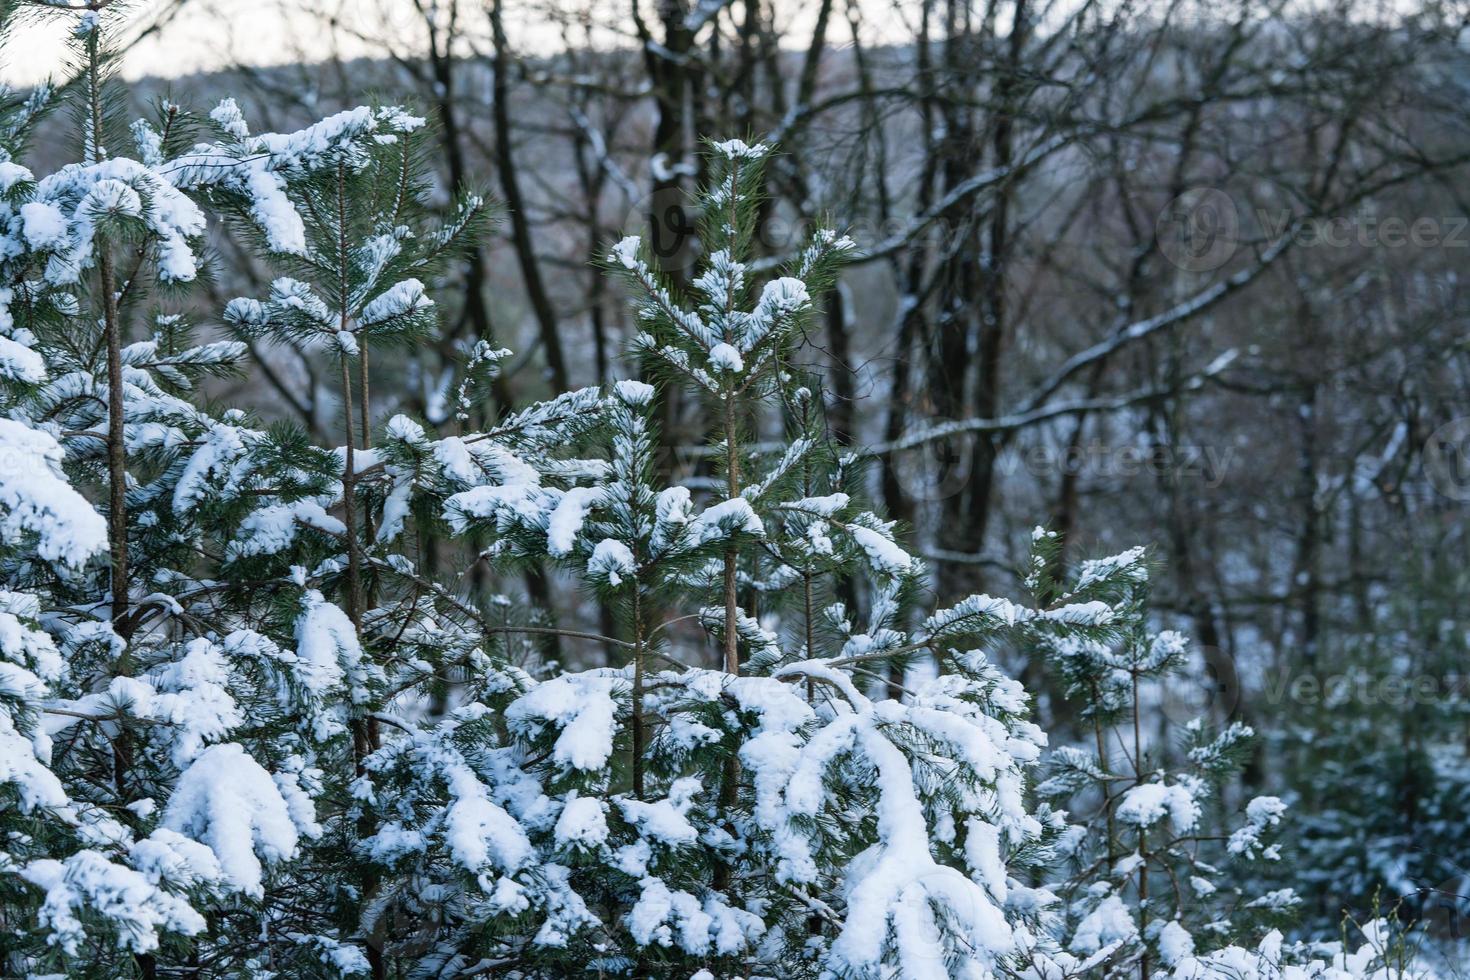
[339, 352, 362, 630]
[102, 249, 127, 627]
[631, 578, 646, 800]
[715, 382, 743, 891]
[1132, 670, 1148, 979]
[85, 21, 127, 632]
[1091, 684, 1116, 865]
[336, 165, 363, 633]
[1132, 671, 1144, 777]
[85, 16, 152, 978]
[332, 164, 383, 980]
[359, 346, 374, 544]
[720, 152, 743, 670]
[715, 185, 744, 885]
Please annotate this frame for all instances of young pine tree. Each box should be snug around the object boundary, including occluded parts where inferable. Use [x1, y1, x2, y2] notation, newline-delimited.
[1021, 534, 1433, 979]
[0, 3, 483, 975]
[355, 140, 1082, 978]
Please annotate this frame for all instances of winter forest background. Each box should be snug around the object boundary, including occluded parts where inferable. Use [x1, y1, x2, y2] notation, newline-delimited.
[1, 0, 1469, 976]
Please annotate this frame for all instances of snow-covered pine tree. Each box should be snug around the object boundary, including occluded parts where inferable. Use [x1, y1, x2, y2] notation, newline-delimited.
[0, 3, 479, 974]
[0, 6, 300, 973]
[194, 83, 499, 980]
[347, 139, 1139, 978]
[1011, 538, 1286, 975]
[1017, 534, 1432, 979]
